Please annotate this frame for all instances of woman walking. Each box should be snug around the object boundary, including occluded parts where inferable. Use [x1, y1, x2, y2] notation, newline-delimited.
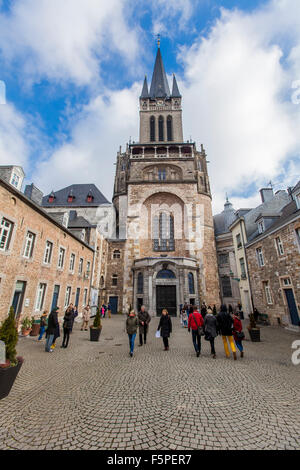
[81, 305, 90, 331]
[38, 310, 48, 341]
[61, 307, 73, 349]
[157, 309, 172, 351]
[204, 308, 218, 359]
[45, 307, 59, 352]
[217, 305, 237, 360]
[233, 312, 245, 358]
[126, 310, 138, 357]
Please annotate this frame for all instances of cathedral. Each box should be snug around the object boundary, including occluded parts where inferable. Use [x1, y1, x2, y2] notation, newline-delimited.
[105, 44, 220, 316]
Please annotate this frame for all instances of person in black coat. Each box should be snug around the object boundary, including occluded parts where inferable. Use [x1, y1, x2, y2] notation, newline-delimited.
[217, 305, 237, 360]
[157, 309, 172, 351]
[45, 307, 60, 352]
[61, 307, 74, 349]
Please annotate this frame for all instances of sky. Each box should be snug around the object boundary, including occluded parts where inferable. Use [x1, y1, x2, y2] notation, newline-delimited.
[0, 0, 299, 214]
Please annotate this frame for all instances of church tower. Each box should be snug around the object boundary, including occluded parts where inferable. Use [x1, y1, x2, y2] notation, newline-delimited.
[106, 44, 220, 316]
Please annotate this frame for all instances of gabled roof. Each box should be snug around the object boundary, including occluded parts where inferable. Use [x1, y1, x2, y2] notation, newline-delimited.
[42, 184, 110, 207]
[149, 48, 171, 99]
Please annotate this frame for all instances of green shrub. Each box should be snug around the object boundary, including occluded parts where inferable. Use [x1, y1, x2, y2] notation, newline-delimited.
[21, 317, 32, 330]
[0, 306, 18, 365]
[93, 308, 102, 329]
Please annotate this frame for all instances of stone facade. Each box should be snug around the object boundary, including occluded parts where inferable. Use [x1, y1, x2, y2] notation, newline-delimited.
[109, 46, 220, 316]
[246, 202, 300, 327]
[0, 179, 94, 323]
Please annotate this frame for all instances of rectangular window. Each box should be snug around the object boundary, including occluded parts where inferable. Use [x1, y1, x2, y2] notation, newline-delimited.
[0, 218, 14, 251]
[256, 247, 265, 267]
[221, 276, 232, 297]
[69, 253, 75, 272]
[295, 228, 300, 251]
[44, 241, 53, 264]
[275, 236, 284, 256]
[83, 288, 88, 306]
[64, 286, 71, 308]
[58, 247, 65, 269]
[11, 173, 20, 188]
[258, 220, 265, 234]
[35, 283, 46, 311]
[78, 258, 83, 275]
[23, 231, 35, 259]
[263, 281, 273, 305]
[86, 261, 91, 277]
[158, 168, 166, 181]
[239, 257, 247, 279]
[219, 253, 229, 265]
[236, 233, 242, 249]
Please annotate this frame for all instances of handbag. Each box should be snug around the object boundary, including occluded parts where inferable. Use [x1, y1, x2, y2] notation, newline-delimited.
[237, 331, 245, 340]
[192, 313, 204, 336]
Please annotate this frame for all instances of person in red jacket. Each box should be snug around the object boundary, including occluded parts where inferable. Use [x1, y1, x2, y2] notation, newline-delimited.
[188, 306, 204, 357]
[233, 312, 244, 358]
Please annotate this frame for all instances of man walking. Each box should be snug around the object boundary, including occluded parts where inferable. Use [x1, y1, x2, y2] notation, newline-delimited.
[188, 306, 204, 357]
[138, 305, 151, 346]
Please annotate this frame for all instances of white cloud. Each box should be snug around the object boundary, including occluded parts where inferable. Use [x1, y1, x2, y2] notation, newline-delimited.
[179, 1, 300, 213]
[32, 84, 140, 198]
[0, 103, 31, 169]
[0, 0, 139, 86]
[151, 0, 194, 35]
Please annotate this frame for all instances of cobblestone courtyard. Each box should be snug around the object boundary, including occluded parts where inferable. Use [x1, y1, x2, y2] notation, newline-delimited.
[0, 316, 299, 450]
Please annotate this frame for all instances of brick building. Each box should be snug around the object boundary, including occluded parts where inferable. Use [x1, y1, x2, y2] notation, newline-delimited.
[245, 182, 300, 328]
[106, 44, 220, 316]
[0, 174, 95, 323]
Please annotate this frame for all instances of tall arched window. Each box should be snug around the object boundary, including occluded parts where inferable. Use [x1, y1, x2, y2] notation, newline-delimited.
[188, 272, 195, 294]
[153, 212, 175, 252]
[150, 116, 155, 142]
[137, 273, 144, 294]
[158, 116, 164, 141]
[167, 116, 173, 141]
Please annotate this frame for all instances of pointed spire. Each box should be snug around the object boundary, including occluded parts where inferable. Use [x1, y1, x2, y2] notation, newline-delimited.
[140, 75, 149, 98]
[150, 47, 171, 99]
[171, 74, 181, 98]
[224, 194, 233, 211]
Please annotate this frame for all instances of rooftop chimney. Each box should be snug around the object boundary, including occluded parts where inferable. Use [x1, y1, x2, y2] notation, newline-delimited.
[260, 188, 274, 204]
[24, 183, 43, 206]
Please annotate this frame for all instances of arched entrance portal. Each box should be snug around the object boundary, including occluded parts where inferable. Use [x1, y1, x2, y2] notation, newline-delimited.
[156, 269, 177, 316]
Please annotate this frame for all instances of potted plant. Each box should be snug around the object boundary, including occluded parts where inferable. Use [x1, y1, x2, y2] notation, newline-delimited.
[90, 308, 102, 342]
[247, 313, 260, 342]
[30, 316, 40, 337]
[21, 317, 32, 336]
[0, 307, 24, 400]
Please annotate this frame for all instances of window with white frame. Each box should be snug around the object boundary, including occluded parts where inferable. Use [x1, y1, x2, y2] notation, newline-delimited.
[23, 231, 35, 259]
[64, 286, 71, 308]
[43, 241, 53, 264]
[282, 277, 291, 286]
[78, 258, 83, 275]
[219, 253, 229, 265]
[256, 247, 265, 267]
[83, 288, 88, 306]
[35, 283, 46, 311]
[58, 247, 65, 269]
[275, 236, 284, 256]
[86, 261, 91, 276]
[258, 220, 265, 234]
[69, 253, 75, 272]
[113, 250, 121, 259]
[295, 228, 300, 250]
[263, 281, 273, 304]
[295, 193, 300, 210]
[239, 258, 247, 279]
[0, 218, 14, 251]
[11, 173, 20, 188]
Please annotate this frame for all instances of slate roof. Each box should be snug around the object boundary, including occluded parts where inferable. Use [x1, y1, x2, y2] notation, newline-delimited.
[42, 184, 110, 207]
[149, 47, 171, 99]
[172, 74, 181, 98]
[214, 199, 237, 235]
[246, 200, 300, 247]
[140, 76, 150, 98]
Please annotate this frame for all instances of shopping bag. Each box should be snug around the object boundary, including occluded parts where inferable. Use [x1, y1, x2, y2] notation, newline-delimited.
[155, 330, 161, 338]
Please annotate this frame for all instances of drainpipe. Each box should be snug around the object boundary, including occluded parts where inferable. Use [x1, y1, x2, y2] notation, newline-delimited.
[240, 220, 254, 313]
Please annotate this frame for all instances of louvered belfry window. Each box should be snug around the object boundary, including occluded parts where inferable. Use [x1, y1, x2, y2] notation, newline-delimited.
[150, 116, 155, 141]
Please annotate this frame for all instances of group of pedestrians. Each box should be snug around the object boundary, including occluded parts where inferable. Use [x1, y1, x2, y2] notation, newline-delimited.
[38, 304, 83, 352]
[126, 304, 244, 360]
[100, 304, 111, 319]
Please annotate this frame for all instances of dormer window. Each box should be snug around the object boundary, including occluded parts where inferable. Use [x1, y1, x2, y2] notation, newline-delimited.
[48, 192, 55, 203]
[86, 191, 94, 203]
[258, 220, 265, 234]
[68, 191, 75, 203]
